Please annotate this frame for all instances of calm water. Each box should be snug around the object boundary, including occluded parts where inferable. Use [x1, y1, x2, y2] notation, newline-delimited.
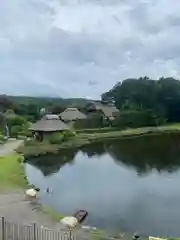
[25, 133, 180, 236]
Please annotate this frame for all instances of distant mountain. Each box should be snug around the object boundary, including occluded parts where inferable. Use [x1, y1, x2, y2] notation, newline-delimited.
[7, 95, 94, 108]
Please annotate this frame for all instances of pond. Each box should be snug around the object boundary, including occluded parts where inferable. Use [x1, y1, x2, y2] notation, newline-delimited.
[25, 133, 180, 237]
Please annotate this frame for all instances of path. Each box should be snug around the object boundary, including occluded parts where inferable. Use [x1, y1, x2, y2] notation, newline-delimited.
[0, 191, 57, 228]
[0, 139, 66, 235]
[0, 140, 82, 238]
[0, 139, 24, 156]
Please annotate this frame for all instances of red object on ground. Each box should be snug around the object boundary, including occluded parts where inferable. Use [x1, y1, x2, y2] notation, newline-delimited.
[73, 210, 88, 223]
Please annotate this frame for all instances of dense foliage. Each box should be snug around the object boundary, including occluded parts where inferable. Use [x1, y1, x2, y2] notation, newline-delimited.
[0, 95, 91, 122]
[102, 77, 180, 124]
[49, 131, 76, 144]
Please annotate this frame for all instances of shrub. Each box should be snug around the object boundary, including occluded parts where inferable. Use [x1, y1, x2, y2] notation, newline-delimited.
[17, 135, 27, 140]
[18, 130, 32, 137]
[63, 130, 76, 140]
[7, 116, 26, 128]
[0, 134, 5, 141]
[49, 133, 64, 144]
[11, 126, 22, 137]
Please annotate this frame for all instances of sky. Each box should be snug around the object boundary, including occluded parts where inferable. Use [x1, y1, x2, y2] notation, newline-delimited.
[1, 0, 180, 99]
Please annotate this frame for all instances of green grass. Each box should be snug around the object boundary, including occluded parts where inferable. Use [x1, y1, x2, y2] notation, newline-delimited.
[90, 229, 106, 240]
[41, 205, 64, 221]
[0, 154, 27, 190]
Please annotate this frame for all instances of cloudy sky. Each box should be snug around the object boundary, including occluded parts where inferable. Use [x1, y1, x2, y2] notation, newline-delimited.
[1, 0, 180, 98]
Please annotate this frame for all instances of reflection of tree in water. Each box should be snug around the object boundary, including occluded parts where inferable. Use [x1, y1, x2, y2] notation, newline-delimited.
[27, 133, 180, 176]
[107, 133, 180, 175]
[80, 142, 108, 157]
[26, 148, 78, 176]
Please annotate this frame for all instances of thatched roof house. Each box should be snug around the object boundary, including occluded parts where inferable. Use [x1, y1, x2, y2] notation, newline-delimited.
[59, 108, 87, 122]
[29, 114, 69, 132]
[86, 101, 119, 120]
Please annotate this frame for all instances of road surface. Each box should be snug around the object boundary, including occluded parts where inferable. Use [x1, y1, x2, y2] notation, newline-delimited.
[0, 139, 23, 156]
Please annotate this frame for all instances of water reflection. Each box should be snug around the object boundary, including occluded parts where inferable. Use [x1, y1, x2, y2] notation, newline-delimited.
[27, 149, 77, 176]
[108, 133, 180, 175]
[25, 133, 180, 236]
[27, 133, 180, 177]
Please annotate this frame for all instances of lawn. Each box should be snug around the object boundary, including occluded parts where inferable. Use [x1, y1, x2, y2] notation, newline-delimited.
[0, 154, 27, 190]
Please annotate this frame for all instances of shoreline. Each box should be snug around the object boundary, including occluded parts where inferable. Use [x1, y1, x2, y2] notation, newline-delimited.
[18, 124, 180, 157]
[2, 134, 180, 238]
[0, 153, 64, 223]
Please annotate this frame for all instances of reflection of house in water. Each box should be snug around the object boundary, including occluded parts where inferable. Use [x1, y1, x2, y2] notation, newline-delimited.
[80, 142, 107, 157]
[26, 149, 78, 176]
[59, 108, 87, 124]
[85, 101, 119, 121]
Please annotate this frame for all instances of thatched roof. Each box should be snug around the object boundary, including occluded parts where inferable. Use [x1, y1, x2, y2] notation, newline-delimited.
[42, 114, 60, 120]
[59, 108, 87, 121]
[86, 102, 119, 119]
[29, 117, 69, 132]
[101, 105, 119, 120]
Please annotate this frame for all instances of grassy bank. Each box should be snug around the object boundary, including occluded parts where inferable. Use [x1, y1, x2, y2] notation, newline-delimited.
[41, 205, 64, 221]
[0, 154, 27, 190]
[17, 124, 180, 157]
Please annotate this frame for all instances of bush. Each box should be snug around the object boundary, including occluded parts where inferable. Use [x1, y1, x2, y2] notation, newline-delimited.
[0, 134, 5, 141]
[49, 133, 64, 144]
[7, 116, 26, 128]
[18, 130, 32, 137]
[17, 135, 27, 140]
[11, 126, 22, 137]
[63, 130, 76, 140]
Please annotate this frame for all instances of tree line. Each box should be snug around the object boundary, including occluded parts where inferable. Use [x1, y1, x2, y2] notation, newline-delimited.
[102, 77, 180, 127]
[1, 77, 180, 132]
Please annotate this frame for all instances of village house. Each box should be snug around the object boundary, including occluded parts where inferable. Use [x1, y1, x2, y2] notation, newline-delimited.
[85, 101, 119, 121]
[29, 114, 69, 140]
[59, 108, 87, 123]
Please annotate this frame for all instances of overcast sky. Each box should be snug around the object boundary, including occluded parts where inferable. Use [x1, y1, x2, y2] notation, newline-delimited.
[1, 0, 180, 98]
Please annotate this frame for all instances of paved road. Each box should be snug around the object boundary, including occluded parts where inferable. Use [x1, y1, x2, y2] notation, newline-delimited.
[0, 139, 24, 156]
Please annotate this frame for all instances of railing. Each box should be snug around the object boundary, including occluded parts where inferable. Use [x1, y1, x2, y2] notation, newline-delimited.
[0, 217, 74, 240]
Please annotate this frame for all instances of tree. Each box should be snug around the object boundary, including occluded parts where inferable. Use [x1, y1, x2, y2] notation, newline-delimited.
[102, 77, 180, 125]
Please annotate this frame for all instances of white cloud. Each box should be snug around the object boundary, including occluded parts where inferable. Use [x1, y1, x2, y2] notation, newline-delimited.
[1, 0, 180, 98]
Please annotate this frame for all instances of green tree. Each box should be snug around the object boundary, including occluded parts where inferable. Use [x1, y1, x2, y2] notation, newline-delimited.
[102, 77, 180, 125]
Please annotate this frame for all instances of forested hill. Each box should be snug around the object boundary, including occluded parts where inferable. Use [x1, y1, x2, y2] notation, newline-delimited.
[0, 95, 93, 121]
[7, 95, 91, 108]
[102, 77, 180, 123]
[2, 76, 180, 124]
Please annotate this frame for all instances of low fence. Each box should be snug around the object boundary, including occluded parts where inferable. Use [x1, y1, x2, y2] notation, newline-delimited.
[0, 217, 74, 240]
[0, 217, 125, 240]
